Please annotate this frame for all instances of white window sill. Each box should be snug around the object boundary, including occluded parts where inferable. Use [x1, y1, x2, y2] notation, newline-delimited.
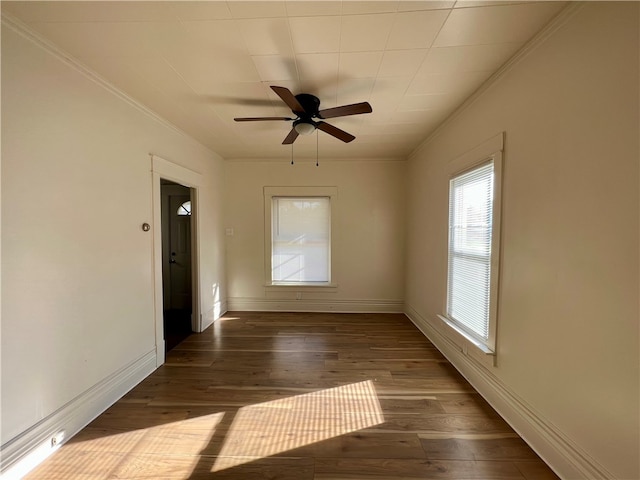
[436, 315, 496, 367]
[265, 283, 338, 293]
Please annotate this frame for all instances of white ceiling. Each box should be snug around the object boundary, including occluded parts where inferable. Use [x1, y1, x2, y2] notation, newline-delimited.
[2, 1, 567, 160]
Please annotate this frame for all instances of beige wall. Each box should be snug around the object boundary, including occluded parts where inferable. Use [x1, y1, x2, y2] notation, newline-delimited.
[225, 159, 405, 311]
[405, 3, 639, 479]
[1, 22, 226, 457]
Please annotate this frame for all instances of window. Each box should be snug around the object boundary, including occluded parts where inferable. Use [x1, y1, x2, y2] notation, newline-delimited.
[264, 186, 337, 287]
[177, 200, 191, 216]
[442, 134, 503, 355]
[447, 161, 494, 343]
[271, 197, 330, 283]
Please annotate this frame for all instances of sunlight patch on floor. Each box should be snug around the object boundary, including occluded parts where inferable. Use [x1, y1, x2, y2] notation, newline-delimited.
[212, 380, 384, 472]
[22, 412, 227, 479]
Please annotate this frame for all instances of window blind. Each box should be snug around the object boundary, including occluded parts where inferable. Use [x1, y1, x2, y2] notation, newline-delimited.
[447, 161, 494, 341]
[272, 197, 330, 283]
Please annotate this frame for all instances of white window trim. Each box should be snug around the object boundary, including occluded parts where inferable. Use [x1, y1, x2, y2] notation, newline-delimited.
[442, 133, 504, 360]
[263, 186, 338, 289]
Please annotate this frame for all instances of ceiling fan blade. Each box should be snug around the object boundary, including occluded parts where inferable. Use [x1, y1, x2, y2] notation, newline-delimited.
[234, 116, 293, 122]
[271, 86, 306, 115]
[318, 102, 372, 119]
[282, 128, 299, 145]
[316, 121, 355, 143]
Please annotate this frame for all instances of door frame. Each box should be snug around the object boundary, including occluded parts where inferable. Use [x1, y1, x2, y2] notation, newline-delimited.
[151, 154, 202, 367]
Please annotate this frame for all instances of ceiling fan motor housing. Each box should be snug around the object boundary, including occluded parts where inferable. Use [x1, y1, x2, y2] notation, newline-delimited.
[294, 93, 321, 118]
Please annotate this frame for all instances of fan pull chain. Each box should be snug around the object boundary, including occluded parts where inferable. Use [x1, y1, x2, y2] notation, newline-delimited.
[290, 142, 294, 165]
[316, 130, 319, 167]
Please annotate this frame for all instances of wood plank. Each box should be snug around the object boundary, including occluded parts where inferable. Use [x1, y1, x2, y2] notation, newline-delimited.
[419, 436, 541, 461]
[314, 457, 527, 479]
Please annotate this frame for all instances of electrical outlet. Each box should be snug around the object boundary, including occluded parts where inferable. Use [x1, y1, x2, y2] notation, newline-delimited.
[296, 292, 302, 300]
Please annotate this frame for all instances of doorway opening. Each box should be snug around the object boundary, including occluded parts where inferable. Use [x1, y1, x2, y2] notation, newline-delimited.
[161, 179, 194, 352]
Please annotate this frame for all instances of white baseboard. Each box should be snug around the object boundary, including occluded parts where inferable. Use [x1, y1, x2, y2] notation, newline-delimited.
[227, 297, 404, 313]
[1, 350, 157, 480]
[404, 304, 613, 480]
[201, 315, 215, 332]
[201, 300, 228, 331]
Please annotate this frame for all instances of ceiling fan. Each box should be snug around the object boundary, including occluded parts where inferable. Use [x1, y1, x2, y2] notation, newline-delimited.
[234, 86, 372, 144]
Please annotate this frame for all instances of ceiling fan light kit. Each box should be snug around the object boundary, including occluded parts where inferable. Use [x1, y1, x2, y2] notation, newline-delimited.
[234, 85, 372, 146]
[293, 121, 315, 136]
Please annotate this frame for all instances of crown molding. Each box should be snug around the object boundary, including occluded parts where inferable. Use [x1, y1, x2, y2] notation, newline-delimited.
[409, 2, 585, 161]
[1, 12, 217, 156]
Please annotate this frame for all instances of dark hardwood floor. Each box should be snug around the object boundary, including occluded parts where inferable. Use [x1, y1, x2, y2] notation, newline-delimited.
[25, 312, 560, 479]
